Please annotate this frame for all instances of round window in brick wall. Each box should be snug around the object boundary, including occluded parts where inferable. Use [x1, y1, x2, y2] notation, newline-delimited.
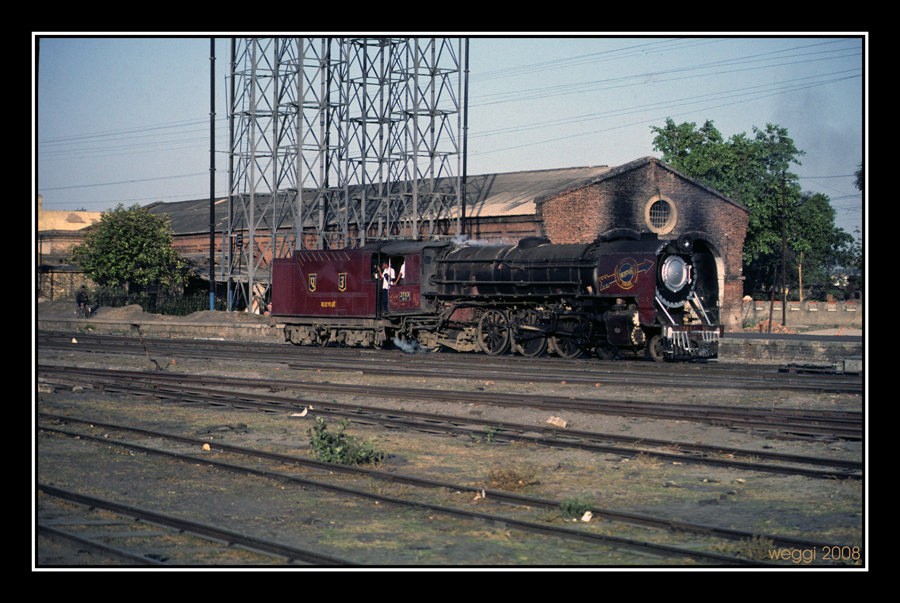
[645, 196, 677, 234]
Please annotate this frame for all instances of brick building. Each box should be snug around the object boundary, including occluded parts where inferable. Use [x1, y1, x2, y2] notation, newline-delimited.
[144, 156, 747, 328]
[535, 157, 749, 329]
[39, 157, 748, 327]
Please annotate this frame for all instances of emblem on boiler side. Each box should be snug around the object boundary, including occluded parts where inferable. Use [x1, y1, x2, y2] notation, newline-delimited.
[597, 258, 653, 291]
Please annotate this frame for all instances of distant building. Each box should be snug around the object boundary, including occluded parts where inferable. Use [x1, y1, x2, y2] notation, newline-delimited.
[36, 194, 102, 256]
[36, 195, 103, 300]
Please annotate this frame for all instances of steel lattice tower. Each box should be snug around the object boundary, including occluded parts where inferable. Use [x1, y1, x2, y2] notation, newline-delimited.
[225, 36, 466, 311]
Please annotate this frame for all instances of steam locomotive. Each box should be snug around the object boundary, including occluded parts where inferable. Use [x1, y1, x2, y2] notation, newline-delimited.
[270, 234, 722, 361]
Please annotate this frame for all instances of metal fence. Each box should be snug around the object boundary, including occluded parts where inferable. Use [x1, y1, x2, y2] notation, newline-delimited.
[91, 289, 227, 316]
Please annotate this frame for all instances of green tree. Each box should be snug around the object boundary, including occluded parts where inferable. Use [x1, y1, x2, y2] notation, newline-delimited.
[71, 204, 192, 293]
[783, 192, 854, 300]
[738, 192, 855, 300]
[648, 118, 726, 180]
[651, 119, 849, 298]
[652, 119, 805, 263]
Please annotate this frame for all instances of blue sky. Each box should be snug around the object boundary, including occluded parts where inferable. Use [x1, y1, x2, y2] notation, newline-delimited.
[34, 34, 866, 236]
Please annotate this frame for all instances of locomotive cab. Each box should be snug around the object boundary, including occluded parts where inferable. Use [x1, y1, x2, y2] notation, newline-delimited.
[373, 241, 448, 316]
[380, 253, 418, 315]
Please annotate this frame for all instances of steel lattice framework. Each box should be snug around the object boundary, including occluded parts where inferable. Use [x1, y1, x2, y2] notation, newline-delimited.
[225, 37, 466, 311]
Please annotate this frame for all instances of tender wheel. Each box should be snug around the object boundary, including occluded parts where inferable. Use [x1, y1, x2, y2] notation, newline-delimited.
[477, 309, 511, 356]
[513, 309, 548, 357]
[314, 326, 330, 347]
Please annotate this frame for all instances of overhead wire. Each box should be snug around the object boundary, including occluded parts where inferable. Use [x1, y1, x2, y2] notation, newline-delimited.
[38, 37, 863, 208]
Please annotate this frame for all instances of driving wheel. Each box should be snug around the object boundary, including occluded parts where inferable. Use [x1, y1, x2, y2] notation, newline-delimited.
[550, 317, 588, 359]
[477, 309, 511, 355]
[513, 309, 548, 357]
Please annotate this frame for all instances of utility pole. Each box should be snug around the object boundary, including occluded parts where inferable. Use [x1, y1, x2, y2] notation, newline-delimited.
[461, 37, 469, 240]
[781, 171, 786, 326]
[209, 38, 217, 310]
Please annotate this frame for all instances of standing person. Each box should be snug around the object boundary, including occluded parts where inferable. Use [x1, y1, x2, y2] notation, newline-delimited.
[393, 260, 406, 286]
[76, 286, 90, 316]
[380, 261, 395, 312]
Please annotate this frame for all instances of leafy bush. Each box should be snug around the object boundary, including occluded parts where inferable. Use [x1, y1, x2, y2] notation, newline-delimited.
[71, 204, 193, 293]
[308, 418, 385, 466]
[559, 496, 594, 519]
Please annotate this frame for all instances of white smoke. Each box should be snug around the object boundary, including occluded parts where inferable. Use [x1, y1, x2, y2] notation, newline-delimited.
[392, 337, 430, 354]
[451, 235, 498, 247]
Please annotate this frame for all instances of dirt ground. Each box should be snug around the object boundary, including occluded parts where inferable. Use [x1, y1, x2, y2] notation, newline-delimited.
[34, 302, 867, 568]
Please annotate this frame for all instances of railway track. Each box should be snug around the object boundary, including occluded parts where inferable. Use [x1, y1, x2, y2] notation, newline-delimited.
[38, 483, 355, 566]
[37, 364, 862, 480]
[38, 362, 863, 442]
[38, 414, 859, 566]
[37, 330, 863, 394]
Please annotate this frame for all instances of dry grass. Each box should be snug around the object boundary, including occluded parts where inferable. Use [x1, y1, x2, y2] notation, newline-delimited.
[486, 465, 539, 491]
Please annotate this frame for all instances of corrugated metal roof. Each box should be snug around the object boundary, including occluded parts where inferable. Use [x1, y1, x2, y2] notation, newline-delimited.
[146, 165, 612, 235]
[461, 165, 611, 218]
[144, 197, 230, 235]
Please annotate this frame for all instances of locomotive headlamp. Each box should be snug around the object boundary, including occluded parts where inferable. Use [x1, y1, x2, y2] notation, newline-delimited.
[660, 255, 690, 292]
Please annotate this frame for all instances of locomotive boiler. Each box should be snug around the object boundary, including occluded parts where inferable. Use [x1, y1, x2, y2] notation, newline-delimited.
[270, 234, 721, 361]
